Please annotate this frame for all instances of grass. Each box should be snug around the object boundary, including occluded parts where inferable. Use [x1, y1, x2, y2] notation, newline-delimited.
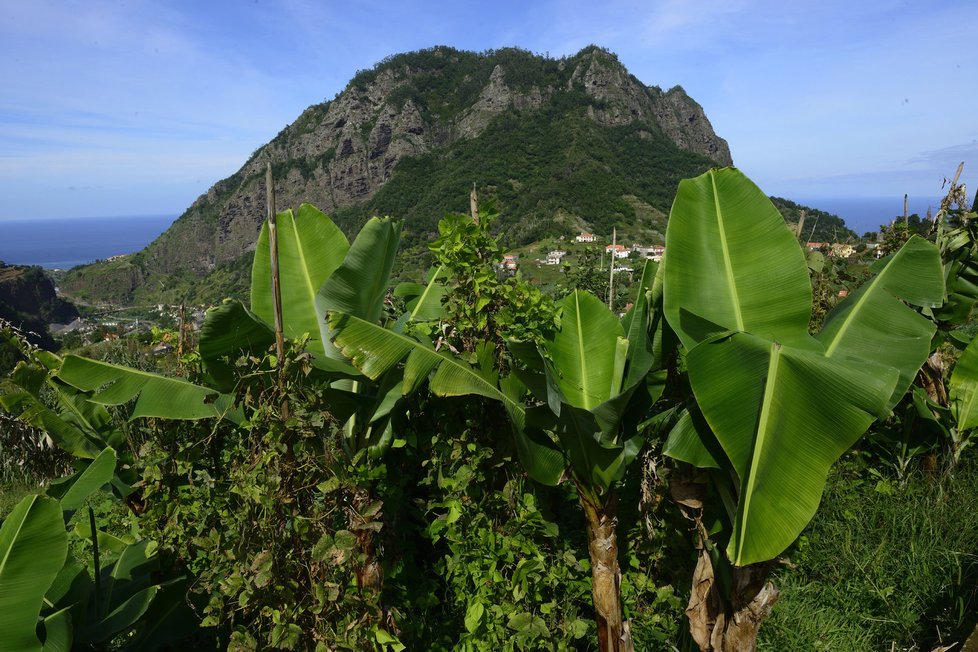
[0, 480, 40, 517]
[758, 452, 978, 651]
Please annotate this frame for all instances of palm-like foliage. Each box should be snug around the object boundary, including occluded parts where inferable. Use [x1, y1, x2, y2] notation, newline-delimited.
[329, 257, 667, 652]
[662, 168, 944, 567]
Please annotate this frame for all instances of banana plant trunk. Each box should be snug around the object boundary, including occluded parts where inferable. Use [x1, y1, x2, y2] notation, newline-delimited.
[353, 529, 382, 593]
[686, 550, 778, 652]
[918, 351, 948, 406]
[579, 488, 634, 652]
[673, 472, 779, 652]
[348, 489, 383, 594]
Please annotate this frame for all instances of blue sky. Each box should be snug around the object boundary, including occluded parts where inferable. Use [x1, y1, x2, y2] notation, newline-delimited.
[2, 0, 976, 233]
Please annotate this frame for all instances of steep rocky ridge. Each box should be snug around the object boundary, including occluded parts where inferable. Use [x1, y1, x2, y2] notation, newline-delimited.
[63, 45, 732, 304]
[0, 262, 78, 360]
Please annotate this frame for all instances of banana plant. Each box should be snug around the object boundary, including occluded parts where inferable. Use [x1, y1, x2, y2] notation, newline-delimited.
[660, 167, 944, 650]
[329, 258, 669, 652]
[910, 333, 978, 466]
[0, 450, 195, 651]
[508, 282, 663, 652]
[893, 172, 978, 466]
[0, 494, 67, 652]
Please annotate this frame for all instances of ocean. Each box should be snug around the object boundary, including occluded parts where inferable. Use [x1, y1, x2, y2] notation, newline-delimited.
[0, 214, 176, 269]
[0, 197, 953, 271]
[792, 196, 945, 236]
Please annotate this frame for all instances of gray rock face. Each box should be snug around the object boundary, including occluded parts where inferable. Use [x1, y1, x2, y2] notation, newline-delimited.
[88, 46, 732, 281]
[572, 51, 732, 165]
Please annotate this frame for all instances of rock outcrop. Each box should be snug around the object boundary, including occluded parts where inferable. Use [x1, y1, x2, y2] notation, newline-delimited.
[63, 45, 732, 304]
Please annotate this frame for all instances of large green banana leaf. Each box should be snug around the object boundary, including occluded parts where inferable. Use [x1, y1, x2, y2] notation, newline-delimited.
[40, 606, 72, 652]
[47, 447, 117, 519]
[328, 311, 565, 485]
[661, 167, 945, 567]
[84, 540, 159, 641]
[663, 167, 813, 351]
[818, 235, 943, 408]
[56, 356, 234, 421]
[1, 379, 103, 460]
[688, 332, 896, 565]
[950, 334, 978, 431]
[198, 299, 358, 392]
[661, 405, 727, 470]
[316, 217, 401, 327]
[542, 291, 628, 410]
[251, 203, 350, 357]
[0, 495, 68, 652]
[199, 299, 276, 391]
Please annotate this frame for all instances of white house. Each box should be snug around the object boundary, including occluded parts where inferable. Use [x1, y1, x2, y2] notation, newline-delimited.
[546, 250, 567, 265]
[605, 244, 629, 259]
[575, 232, 597, 243]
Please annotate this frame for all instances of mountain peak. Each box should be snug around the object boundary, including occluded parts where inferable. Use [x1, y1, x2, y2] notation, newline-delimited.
[63, 46, 732, 304]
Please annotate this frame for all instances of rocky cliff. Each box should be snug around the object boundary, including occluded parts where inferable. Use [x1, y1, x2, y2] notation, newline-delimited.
[63, 45, 731, 304]
[0, 262, 78, 351]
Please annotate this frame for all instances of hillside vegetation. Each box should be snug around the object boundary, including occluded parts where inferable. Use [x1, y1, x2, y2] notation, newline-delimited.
[60, 45, 731, 307]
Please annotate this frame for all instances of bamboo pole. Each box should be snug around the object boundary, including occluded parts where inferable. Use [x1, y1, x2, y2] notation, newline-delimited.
[266, 163, 289, 419]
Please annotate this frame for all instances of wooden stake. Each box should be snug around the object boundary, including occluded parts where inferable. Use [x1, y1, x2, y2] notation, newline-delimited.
[607, 227, 616, 308]
[796, 210, 806, 239]
[470, 183, 479, 224]
[266, 163, 289, 419]
[904, 193, 909, 227]
[178, 303, 186, 356]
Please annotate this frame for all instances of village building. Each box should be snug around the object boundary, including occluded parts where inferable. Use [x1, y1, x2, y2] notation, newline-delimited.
[605, 244, 629, 259]
[546, 250, 567, 265]
[575, 232, 597, 243]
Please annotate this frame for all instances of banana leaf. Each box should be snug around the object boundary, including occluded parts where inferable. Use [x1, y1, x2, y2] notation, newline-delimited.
[818, 235, 943, 408]
[0, 495, 68, 652]
[394, 265, 448, 323]
[541, 291, 629, 411]
[663, 167, 814, 351]
[662, 405, 727, 470]
[950, 333, 978, 431]
[328, 311, 565, 485]
[1, 360, 105, 459]
[47, 447, 117, 520]
[251, 203, 349, 357]
[316, 217, 401, 327]
[57, 356, 235, 421]
[687, 331, 896, 565]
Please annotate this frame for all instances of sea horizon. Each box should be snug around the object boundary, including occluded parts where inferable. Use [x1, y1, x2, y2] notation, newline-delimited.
[0, 213, 176, 269]
[790, 195, 945, 236]
[0, 195, 957, 271]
